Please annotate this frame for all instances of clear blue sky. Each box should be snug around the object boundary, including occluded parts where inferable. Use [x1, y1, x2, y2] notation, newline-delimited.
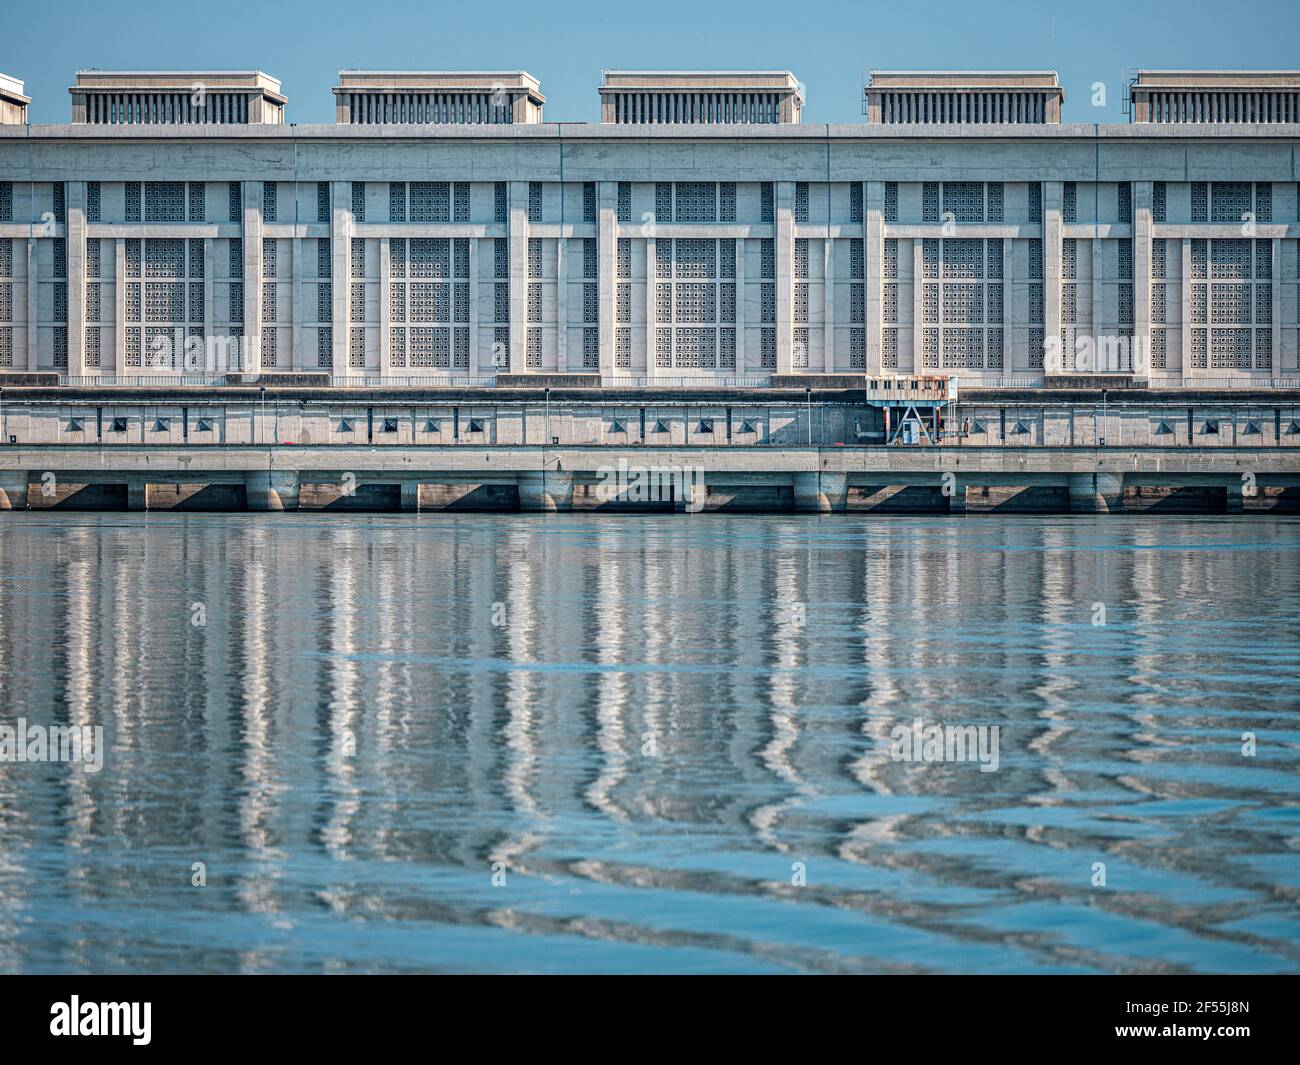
[6, 0, 1299, 125]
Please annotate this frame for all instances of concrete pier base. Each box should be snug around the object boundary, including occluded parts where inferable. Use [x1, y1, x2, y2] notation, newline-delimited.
[0, 471, 27, 510]
[518, 470, 573, 512]
[794, 472, 848, 513]
[674, 480, 707, 513]
[245, 471, 302, 511]
[0, 445, 1294, 518]
[1069, 473, 1124, 513]
[1226, 480, 1245, 514]
[400, 481, 420, 512]
[947, 477, 967, 515]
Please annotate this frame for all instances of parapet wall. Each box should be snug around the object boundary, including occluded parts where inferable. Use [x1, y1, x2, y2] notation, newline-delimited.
[0, 388, 1297, 449]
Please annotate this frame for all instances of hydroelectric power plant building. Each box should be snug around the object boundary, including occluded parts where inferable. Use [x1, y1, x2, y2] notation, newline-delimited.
[0, 66, 1299, 513]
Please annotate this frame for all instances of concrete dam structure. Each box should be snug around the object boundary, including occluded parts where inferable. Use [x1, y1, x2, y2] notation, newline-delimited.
[2, 66, 1300, 514]
[1, 379, 1297, 514]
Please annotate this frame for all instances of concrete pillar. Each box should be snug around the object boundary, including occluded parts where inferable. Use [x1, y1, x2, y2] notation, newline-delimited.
[821, 472, 848, 512]
[468, 237, 480, 375]
[822, 238, 834, 373]
[518, 470, 572, 512]
[66, 181, 87, 377]
[243, 180, 262, 368]
[508, 181, 528, 373]
[911, 240, 925, 373]
[1271, 240, 1282, 378]
[26, 237, 37, 371]
[734, 231, 747, 370]
[775, 181, 794, 374]
[1068, 472, 1123, 514]
[793, 472, 820, 512]
[1043, 181, 1063, 374]
[127, 482, 147, 511]
[204, 237, 216, 369]
[245, 470, 301, 511]
[1180, 238, 1193, 380]
[290, 228, 301, 369]
[114, 239, 127, 377]
[793, 471, 847, 513]
[331, 179, 350, 375]
[1000, 236, 1012, 371]
[0, 471, 28, 510]
[947, 477, 967, 515]
[673, 478, 707, 514]
[645, 236, 659, 380]
[556, 233, 567, 372]
[1225, 479, 1244, 514]
[1133, 181, 1152, 382]
[400, 480, 420, 512]
[597, 181, 616, 381]
[378, 237, 391, 376]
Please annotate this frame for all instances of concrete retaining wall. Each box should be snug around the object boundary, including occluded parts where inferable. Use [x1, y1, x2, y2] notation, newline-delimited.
[2, 394, 1298, 450]
[1, 443, 1296, 515]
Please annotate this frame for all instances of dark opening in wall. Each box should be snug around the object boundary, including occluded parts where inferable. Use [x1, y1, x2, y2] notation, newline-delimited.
[300, 481, 400, 511]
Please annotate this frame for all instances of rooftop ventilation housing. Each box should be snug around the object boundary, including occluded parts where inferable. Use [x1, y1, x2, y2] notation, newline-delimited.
[599, 70, 803, 124]
[865, 71, 1062, 124]
[333, 71, 544, 124]
[0, 74, 29, 124]
[70, 71, 286, 124]
[1128, 70, 1300, 123]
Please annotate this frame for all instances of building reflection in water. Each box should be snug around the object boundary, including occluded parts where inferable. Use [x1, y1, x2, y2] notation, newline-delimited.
[0, 513, 1297, 973]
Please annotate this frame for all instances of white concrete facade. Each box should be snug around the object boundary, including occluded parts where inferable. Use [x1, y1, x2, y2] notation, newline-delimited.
[1, 91, 1299, 390]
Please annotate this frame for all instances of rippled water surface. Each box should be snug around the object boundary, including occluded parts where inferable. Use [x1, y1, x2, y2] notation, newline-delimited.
[0, 512, 1297, 974]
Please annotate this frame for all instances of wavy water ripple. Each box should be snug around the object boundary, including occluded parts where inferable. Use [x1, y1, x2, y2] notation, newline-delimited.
[0, 513, 1296, 974]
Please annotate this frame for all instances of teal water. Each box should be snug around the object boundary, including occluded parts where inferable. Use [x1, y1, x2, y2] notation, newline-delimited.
[0, 513, 1297, 974]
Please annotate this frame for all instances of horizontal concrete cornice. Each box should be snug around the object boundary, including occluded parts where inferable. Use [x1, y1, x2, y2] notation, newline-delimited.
[5, 122, 1300, 143]
[3, 444, 1297, 478]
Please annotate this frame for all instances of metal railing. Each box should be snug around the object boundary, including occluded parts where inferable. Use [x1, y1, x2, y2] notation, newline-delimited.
[45, 373, 1300, 392]
[953, 376, 1047, 388]
[604, 376, 771, 388]
[955, 375, 1300, 390]
[330, 375, 497, 388]
[55, 374, 501, 388]
[59, 375, 230, 386]
[1158, 377, 1300, 389]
